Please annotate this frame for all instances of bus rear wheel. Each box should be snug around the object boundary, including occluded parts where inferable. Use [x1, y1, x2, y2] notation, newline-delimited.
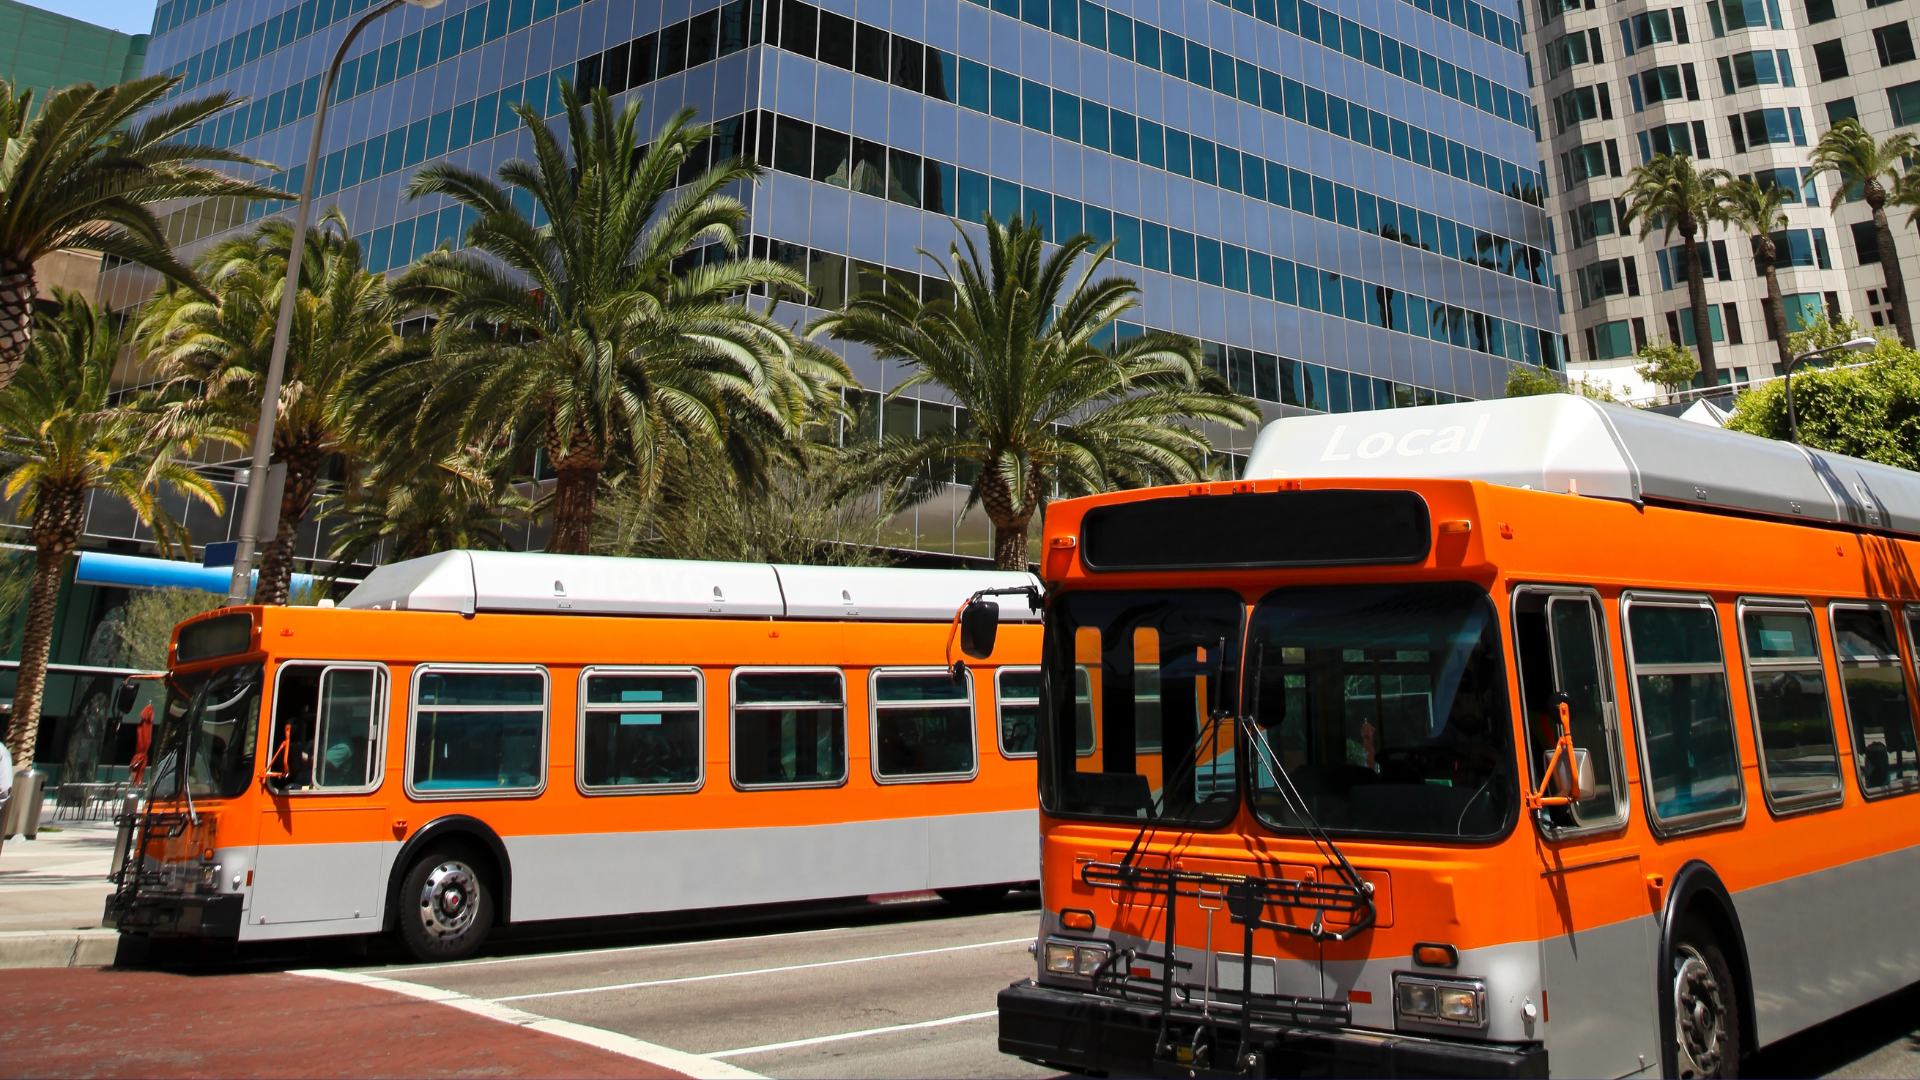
[397, 848, 494, 963]
[1671, 920, 1741, 1079]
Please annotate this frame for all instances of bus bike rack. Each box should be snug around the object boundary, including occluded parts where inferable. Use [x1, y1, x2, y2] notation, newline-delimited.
[1072, 716, 1378, 1078]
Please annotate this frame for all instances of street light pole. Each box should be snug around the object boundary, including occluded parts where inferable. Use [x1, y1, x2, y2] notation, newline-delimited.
[1783, 336, 1877, 446]
[226, 0, 442, 606]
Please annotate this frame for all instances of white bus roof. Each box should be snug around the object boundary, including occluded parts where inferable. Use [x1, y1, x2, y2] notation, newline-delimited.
[1244, 394, 1920, 537]
[338, 550, 1044, 621]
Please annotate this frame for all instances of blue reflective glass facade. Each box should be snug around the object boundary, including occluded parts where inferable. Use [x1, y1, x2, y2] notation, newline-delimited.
[115, 0, 1560, 551]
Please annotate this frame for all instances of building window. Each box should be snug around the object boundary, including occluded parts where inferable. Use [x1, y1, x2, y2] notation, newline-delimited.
[1814, 39, 1849, 81]
[1784, 293, 1828, 332]
[1828, 97, 1860, 126]
[1585, 319, 1634, 360]
[1878, 23, 1917, 67]
[1891, 81, 1920, 124]
[1806, 0, 1836, 22]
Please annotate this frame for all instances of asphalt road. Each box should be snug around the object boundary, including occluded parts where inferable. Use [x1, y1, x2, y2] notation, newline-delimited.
[348, 898, 1061, 1080]
[325, 892, 1920, 1080]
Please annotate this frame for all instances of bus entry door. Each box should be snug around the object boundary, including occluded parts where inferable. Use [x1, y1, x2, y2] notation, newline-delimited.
[1516, 591, 1659, 1078]
[250, 663, 388, 934]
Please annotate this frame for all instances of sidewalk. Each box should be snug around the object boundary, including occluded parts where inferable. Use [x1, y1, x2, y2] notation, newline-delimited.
[0, 967, 695, 1079]
[0, 816, 117, 931]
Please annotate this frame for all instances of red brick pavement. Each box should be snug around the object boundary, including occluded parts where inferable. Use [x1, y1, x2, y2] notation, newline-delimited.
[0, 967, 687, 1079]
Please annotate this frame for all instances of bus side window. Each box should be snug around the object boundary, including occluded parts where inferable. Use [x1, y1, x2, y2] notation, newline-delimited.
[731, 669, 846, 788]
[410, 667, 548, 794]
[1833, 605, 1920, 795]
[1513, 589, 1626, 832]
[579, 669, 702, 792]
[871, 668, 976, 781]
[1623, 594, 1744, 830]
[1739, 601, 1843, 811]
[269, 664, 385, 792]
[996, 667, 1041, 757]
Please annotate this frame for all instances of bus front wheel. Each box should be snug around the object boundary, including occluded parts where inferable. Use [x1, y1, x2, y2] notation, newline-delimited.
[398, 847, 494, 963]
[1670, 919, 1741, 1079]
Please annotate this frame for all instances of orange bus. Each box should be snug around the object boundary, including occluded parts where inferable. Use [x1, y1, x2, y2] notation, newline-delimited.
[993, 394, 1920, 1079]
[105, 552, 1043, 962]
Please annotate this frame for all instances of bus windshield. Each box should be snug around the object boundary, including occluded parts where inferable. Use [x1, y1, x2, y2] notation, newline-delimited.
[1244, 584, 1516, 840]
[1040, 590, 1244, 825]
[149, 662, 264, 802]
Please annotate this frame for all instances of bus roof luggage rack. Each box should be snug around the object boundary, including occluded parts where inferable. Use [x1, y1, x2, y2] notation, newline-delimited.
[1245, 394, 1920, 537]
[338, 551, 1043, 621]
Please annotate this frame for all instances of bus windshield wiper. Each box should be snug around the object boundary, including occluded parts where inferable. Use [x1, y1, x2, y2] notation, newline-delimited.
[1238, 642, 1376, 940]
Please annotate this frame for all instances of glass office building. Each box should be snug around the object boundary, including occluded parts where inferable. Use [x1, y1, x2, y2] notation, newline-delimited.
[106, 0, 1560, 557]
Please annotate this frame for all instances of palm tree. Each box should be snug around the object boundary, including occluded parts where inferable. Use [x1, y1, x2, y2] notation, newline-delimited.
[808, 215, 1261, 570]
[366, 83, 848, 554]
[1808, 119, 1918, 348]
[1623, 154, 1732, 386]
[0, 75, 278, 387]
[0, 291, 234, 770]
[322, 447, 531, 568]
[137, 209, 398, 605]
[1711, 179, 1794, 375]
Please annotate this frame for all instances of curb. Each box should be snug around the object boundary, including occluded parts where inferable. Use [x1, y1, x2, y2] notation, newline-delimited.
[0, 929, 119, 969]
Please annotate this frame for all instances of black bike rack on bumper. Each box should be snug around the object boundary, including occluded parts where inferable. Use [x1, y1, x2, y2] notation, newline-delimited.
[998, 979, 1549, 1079]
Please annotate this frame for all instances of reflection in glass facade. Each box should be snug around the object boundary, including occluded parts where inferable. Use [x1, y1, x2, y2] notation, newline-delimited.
[107, 0, 1559, 556]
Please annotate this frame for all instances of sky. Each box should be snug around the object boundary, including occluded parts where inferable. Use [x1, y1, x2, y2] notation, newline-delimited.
[18, 0, 157, 36]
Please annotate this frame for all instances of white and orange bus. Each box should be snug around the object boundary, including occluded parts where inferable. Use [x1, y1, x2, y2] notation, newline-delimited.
[106, 552, 1042, 961]
[994, 394, 1920, 1079]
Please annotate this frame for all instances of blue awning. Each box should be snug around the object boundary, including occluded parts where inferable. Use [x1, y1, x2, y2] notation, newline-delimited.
[74, 551, 316, 596]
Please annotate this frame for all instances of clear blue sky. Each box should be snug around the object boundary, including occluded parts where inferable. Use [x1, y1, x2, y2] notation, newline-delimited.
[18, 0, 156, 36]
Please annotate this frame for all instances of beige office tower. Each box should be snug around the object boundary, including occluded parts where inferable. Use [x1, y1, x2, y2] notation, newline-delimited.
[1523, 0, 1880, 397]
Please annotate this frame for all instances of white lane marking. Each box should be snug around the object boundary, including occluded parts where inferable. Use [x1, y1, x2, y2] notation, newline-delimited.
[373, 921, 875, 975]
[491, 937, 1033, 1003]
[292, 968, 766, 1080]
[705, 1010, 999, 1059]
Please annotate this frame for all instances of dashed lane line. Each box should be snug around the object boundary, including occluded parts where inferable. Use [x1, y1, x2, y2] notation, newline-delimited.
[489, 937, 1033, 1003]
[292, 968, 766, 1080]
[704, 1010, 1000, 1059]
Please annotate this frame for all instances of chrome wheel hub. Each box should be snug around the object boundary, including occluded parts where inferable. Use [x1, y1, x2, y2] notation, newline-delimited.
[1673, 944, 1727, 1078]
[418, 861, 480, 941]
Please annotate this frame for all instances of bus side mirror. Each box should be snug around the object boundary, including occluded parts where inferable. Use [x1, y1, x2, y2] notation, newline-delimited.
[1544, 747, 1595, 801]
[115, 678, 140, 718]
[959, 599, 1000, 659]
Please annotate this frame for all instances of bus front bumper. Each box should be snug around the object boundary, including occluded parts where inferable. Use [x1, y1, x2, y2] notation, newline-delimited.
[998, 980, 1549, 1079]
[105, 891, 243, 939]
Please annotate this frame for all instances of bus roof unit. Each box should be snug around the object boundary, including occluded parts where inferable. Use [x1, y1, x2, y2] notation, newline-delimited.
[337, 550, 1043, 621]
[1245, 394, 1920, 536]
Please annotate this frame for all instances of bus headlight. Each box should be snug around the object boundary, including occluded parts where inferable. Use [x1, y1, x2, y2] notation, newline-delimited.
[1043, 938, 1112, 978]
[1394, 974, 1485, 1029]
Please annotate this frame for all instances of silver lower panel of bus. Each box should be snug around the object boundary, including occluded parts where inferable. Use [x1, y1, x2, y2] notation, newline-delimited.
[506, 808, 1038, 922]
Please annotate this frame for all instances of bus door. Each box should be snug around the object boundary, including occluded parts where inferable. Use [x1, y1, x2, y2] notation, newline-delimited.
[252, 662, 390, 932]
[1512, 588, 1657, 1078]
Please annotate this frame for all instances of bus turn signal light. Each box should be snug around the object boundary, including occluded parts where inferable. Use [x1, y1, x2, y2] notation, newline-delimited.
[1061, 908, 1095, 932]
[1413, 943, 1459, 968]
[1438, 519, 1471, 535]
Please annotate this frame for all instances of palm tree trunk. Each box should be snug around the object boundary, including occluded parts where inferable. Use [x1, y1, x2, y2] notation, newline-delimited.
[546, 465, 599, 554]
[253, 449, 319, 607]
[1682, 225, 1718, 386]
[1871, 198, 1915, 349]
[977, 465, 1032, 571]
[5, 486, 87, 772]
[0, 252, 35, 392]
[1759, 244, 1791, 375]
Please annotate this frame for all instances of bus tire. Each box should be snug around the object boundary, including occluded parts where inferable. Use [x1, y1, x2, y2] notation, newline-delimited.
[936, 884, 1011, 909]
[397, 846, 494, 964]
[1670, 918, 1741, 1079]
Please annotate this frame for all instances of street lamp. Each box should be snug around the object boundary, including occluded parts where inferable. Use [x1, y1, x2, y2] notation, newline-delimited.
[1783, 336, 1877, 445]
[226, 0, 443, 606]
